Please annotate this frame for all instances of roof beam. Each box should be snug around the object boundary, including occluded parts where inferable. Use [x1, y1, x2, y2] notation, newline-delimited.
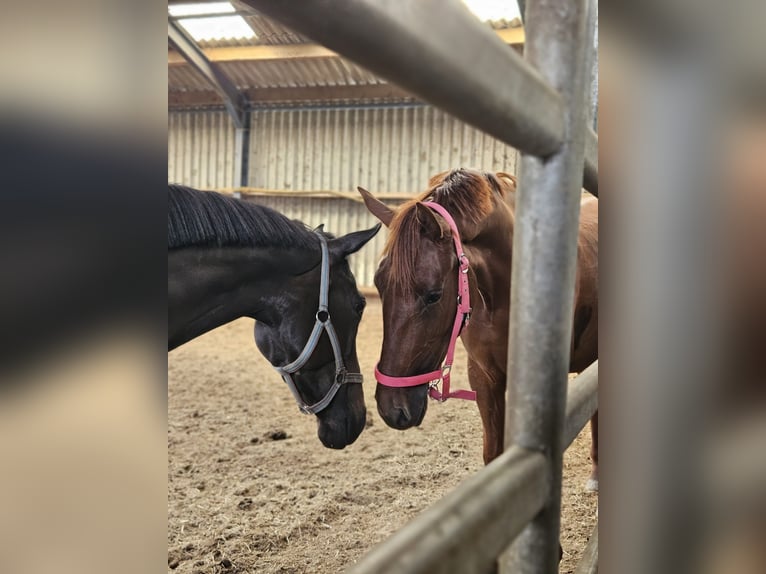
[494, 26, 525, 45]
[167, 17, 247, 128]
[167, 27, 525, 65]
[168, 42, 336, 65]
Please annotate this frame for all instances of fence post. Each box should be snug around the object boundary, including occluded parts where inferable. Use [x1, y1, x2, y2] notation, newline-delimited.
[501, 0, 592, 572]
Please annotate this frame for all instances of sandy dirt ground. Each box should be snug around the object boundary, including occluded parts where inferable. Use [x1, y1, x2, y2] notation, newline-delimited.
[168, 299, 597, 573]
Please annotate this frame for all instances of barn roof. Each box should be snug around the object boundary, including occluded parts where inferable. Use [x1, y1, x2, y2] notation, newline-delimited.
[168, 1, 524, 111]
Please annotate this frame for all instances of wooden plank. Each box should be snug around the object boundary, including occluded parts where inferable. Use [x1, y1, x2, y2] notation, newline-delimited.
[168, 43, 337, 65]
[210, 187, 415, 202]
[169, 83, 418, 107]
[495, 27, 526, 45]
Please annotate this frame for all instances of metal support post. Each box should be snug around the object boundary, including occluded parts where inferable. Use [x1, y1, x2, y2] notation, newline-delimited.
[233, 111, 251, 195]
[502, 0, 592, 572]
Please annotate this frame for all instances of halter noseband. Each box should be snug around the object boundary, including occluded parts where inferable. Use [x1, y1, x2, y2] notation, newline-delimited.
[374, 201, 477, 402]
[272, 231, 363, 414]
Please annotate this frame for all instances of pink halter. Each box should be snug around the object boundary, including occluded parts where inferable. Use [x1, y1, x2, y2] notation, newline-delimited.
[374, 201, 477, 402]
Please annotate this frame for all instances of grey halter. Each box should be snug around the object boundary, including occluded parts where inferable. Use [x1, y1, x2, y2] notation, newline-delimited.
[273, 231, 363, 415]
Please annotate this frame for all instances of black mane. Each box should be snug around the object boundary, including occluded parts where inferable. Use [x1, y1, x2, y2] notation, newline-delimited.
[168, 184, 316, 251]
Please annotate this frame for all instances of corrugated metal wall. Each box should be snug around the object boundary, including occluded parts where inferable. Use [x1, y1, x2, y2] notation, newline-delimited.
[249, 105, 517, 192]
[242, 195, 401, 289]
[168, 106, 518, 287]
[168, 111, 238, 189]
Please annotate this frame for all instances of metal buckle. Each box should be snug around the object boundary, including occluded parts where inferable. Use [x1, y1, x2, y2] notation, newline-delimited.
[459, 253, 469, 273]
[429, 379, 447, 402]
[316, 308, 330, 323]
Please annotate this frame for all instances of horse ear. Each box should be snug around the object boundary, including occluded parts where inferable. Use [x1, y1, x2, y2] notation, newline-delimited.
[415, 203, 449, 241]
[329, 223, 382, 258]
[357, 186, 395, 227]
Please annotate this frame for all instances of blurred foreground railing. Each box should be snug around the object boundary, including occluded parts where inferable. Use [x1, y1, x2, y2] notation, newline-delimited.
[240, 1, 599, 572]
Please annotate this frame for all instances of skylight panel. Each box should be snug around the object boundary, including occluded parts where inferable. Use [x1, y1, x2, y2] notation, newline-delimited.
[462, 0, 521, 22]
[169, 2, 256, 41]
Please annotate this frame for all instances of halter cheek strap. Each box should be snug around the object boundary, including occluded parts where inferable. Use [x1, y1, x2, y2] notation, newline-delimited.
[374, 201, 477, 402]
[270, 231, 363, 415]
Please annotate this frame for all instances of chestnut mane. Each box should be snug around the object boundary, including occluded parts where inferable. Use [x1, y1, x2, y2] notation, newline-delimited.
[383, 168, 515, 291]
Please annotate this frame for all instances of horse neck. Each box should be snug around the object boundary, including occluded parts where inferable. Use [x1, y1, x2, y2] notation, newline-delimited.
[460, 201, 515, 355]
[465, 200, 515, 303]
[168, 244, 317, 349]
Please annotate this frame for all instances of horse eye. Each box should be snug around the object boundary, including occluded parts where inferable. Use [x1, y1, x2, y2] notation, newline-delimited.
[424, 290, 443, 305]
[354, 298, 366, 315]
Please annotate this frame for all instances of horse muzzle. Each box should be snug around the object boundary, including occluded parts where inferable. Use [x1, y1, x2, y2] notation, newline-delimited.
[316, 382, 366, 448]
[375, 383, 429, 430]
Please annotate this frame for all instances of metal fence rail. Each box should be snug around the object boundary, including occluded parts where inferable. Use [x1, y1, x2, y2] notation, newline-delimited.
[564, 362, 599, 449]
[347, 366, 598, 574]
[239, 1, 599, 572]
[347, 446, 548, 574]
[573, 523, 599, 574]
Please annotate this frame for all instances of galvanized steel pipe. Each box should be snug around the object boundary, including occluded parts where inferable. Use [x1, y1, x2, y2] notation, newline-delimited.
[503, 0, 593, 572]
[346, 446, 548, 574]
[564, 362, 599, 449]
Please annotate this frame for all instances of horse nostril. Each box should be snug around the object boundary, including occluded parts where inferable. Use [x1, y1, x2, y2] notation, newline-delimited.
[395, 406, 411, 427]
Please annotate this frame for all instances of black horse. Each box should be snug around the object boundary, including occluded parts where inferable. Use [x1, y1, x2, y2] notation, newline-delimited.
[168, 184, 380, 448]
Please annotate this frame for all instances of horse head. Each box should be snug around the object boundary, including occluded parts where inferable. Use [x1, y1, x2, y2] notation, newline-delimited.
[359, 168, 514, 430]
[253, 225, 381, 448]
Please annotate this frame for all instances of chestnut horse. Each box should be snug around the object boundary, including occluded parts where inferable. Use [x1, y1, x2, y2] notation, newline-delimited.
[358, 168, 599, 488]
